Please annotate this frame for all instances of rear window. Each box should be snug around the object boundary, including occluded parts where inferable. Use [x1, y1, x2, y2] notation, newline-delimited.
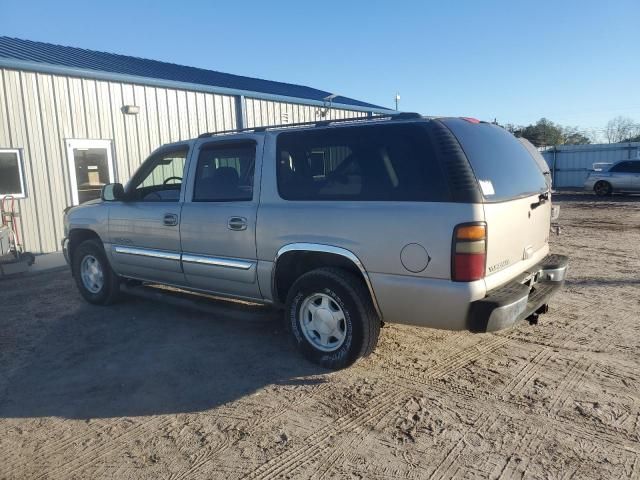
[610, 161, 640, 173]
[276, 124, 449, 202]
[442, 119, 548, 202]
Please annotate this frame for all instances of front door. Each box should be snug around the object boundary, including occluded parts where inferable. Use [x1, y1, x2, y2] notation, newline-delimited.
[108, 145, 189, 285]
[180, 138, 262, 299]
[66, 139, 115, 205]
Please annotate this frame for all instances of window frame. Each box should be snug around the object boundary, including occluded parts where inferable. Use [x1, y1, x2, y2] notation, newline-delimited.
[0, 148, 27, 199]
[275, 124, 450, 202]
[125, 145, 190, 203]
[191, 140, 258, 203]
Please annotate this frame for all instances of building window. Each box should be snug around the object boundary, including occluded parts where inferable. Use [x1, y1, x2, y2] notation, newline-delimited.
[0, 149, 26, 199]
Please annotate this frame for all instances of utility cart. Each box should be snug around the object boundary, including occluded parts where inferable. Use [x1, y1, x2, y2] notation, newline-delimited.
[0, 196, 35, 277]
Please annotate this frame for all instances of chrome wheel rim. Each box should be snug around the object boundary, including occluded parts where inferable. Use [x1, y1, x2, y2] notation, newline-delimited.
[80, 255, 104, 294]
[299, 293, 347, 352]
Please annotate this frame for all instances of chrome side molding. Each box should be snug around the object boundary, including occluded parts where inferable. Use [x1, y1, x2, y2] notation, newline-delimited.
[113, 245, 254, 271]
[114, 245, 181, 261]
[182, 253, 253, 270]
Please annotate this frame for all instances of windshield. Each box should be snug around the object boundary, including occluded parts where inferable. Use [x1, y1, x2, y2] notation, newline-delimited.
[441, 118, 548, 201]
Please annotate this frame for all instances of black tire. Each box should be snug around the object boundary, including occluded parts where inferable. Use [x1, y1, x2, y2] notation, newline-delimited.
[285, 267, 380, 370]
[594, 181, 612, 196]
[72, 239, 120, 305]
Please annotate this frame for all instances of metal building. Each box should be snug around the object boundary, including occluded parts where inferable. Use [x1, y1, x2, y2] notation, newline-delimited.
[0, 37, 391, 254]
[541, 142, 640, 187]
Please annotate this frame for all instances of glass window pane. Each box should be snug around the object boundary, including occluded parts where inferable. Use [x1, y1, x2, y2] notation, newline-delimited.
[442, 119, 548, 201]
[193, 143, 255, 202]
[0, 151, 23, 196]
[73, 148, 110, 204]
[132, 150, 187, 202]
[276, 124, 448, 201]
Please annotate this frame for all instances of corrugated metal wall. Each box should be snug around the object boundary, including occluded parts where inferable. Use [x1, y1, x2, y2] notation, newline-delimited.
[0, 67, 368, 254]
[245, 98, 365, 127]
[541, 142, 640, 187]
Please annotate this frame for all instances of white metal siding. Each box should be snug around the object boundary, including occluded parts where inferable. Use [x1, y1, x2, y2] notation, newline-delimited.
[244, 98, 366, 128]
[0, 68, 236, 253]
[0, 67, 369, 254]
[542, 143, 640, 187]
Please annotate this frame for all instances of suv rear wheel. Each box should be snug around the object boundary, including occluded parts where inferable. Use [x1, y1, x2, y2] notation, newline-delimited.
[72, 239, 120, 305]
[285, 267, 380, 369]
[594, 180, 612, 196]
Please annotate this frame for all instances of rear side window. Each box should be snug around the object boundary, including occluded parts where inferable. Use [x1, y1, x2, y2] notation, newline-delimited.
[276, 124, 449, 201]
[193, 142, 255, 201]
[442, 119, 548, 202]
[610, 161, 640, 173]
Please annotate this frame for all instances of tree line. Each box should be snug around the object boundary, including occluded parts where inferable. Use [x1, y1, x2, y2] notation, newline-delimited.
[501, 116, 640, 147]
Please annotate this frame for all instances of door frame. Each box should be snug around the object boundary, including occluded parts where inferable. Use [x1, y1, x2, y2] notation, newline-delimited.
[65, 139, 115, 205]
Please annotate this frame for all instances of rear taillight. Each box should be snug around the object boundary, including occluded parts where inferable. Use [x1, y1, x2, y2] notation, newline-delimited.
[452, 223, 487, 282]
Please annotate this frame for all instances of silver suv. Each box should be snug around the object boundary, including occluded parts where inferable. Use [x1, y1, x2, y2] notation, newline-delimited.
[584, 160, 640, 196]
[62, 114, 568, 369]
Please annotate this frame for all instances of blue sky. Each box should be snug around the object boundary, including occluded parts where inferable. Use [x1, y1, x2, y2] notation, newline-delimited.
[3, 0, 639, 136]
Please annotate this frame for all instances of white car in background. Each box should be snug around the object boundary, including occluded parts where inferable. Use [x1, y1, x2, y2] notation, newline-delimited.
[584, 160, 640, 196]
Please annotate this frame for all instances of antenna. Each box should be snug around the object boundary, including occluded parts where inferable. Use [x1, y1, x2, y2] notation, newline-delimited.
[394, 93, 400, 111]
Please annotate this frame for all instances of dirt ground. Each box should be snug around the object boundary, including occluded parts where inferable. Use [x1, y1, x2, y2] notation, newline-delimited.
[1, 192, 639, 480]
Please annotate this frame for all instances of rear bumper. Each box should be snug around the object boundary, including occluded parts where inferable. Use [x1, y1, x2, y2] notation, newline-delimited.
[468, 254, 568, 332]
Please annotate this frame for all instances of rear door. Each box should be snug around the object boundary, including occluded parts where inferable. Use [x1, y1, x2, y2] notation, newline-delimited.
[608, 161, 634, 190]
[441, 119, 550, 289]
[179, 137, 262, 299]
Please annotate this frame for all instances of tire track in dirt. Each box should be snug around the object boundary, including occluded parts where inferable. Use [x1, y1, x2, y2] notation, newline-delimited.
[165, 382, 334, 480]
[242, 389, 406, 480]
[500, 347, 554, 398]
[550, 358, 592, 414]
[307, 393, 421, 480]
[505, 426, 544, 479]
[243, 336, 509, 480]
[29, 417, 177, 480]
[426, 379, 640, 455]
[427, 412, 495, 480]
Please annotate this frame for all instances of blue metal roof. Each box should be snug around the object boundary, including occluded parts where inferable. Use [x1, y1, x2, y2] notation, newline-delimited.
[0, 36, 386, 111]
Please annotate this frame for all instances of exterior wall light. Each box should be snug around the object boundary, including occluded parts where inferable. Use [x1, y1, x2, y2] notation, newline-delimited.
[121, 105, 140, 115]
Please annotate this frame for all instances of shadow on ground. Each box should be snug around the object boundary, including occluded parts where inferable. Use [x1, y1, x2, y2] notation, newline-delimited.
[0, 272, 326, 419]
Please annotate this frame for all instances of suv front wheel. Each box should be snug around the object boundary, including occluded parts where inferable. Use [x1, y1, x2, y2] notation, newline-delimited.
[72, 239, 121, 305]
[285, 267, 380, 370]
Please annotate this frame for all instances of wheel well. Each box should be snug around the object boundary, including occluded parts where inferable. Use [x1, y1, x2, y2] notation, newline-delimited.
[68, 229, 101, 261]
[273, 251, 368, 304]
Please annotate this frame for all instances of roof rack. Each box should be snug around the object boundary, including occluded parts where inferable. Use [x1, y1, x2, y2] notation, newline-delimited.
[197, 112, 423, 138]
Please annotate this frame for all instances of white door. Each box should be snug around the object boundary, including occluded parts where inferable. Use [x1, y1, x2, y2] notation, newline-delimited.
[66, 139, 115, 205]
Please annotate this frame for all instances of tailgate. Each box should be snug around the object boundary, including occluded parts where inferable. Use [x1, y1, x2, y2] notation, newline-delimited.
[437, 118, 552, 290]
[483, 194, 550, 290]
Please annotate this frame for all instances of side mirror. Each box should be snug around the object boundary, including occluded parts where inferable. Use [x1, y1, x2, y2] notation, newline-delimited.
[101, 183, 125, 201]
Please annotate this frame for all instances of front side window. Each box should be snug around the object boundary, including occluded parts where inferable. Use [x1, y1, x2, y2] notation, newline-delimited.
[130, 149, 187, 202]
[276, 124, 448, 201]
[0, 149, 26, 198]
[193, 143, 256, 202]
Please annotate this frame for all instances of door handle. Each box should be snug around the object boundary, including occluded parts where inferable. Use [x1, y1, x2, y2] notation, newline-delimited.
[227, 216, 248, 231]
[163, 213, 178, 226]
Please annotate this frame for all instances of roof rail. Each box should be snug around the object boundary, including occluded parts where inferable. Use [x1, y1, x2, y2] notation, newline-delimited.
[197, 112, 423, 138]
